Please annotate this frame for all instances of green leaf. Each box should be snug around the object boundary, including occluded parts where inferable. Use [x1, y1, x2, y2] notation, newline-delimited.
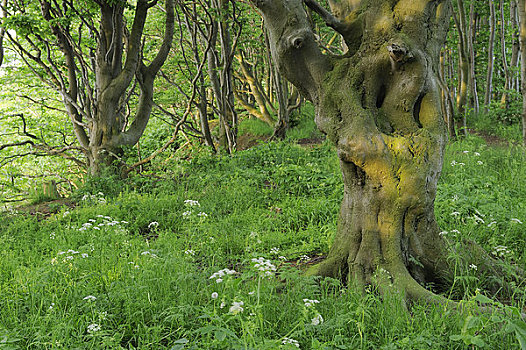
[215, 330, 226, 342]
[510, 320, 526, 350]
[473, 294, 494, 305]
[169, 338, 189, 350]
[470, 335, 487, 348]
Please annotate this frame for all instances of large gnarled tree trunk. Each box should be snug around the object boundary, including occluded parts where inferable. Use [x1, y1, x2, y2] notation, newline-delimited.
[253, 0, 456, 303]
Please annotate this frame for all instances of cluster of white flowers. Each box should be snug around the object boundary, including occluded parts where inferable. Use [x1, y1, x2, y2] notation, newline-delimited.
[469, 264, 478, 271]
[184, 249, 195, 256]
[298, 255, 310, 263]
[81, 192, 106, 204]
[51, 249, 89, 264]
[140, 250, 159, 258]
[209, 268, 236, 283]
[49, 232, 56, 240]
[282, 337, 300, 348]
[229, 301, 244, 315]
[182, 210, 208, 219]
[270, 247, 280, 255]
[78, 215, 128, 232]
[251, 257, 277, 277]
[303, 298, 320, 308]
[87, 323, 101, 334]
[184, 199, 200, 207]
[451, 160, 465, 167]
[492, 245, 512, 258]
[311, 313, 324, 326]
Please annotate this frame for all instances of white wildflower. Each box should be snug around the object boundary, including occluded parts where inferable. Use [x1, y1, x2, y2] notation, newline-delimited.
[251, 257, 277, 277]
[462, 150, 469, 154]
[209, 268, 236, 282]
[49, 232, 55, 240]
[282, 337, 300, 348]
[298, 255, 309, 263]
[211, 292, 218, 299]
[182, 211, 192, 218]
[87, 323, 101, 333]
[51, 258, 58, 265]
[450, 229, 460, 234]
[83, 295, 97, 302]
[184, 249, 195, 256]
[439, 231, 448, 236]
[197, 212, 208, 217]
[311, 313, 324, 326]
[220, 301, 226, 309]
[469, 264, 477, 270]
[474, 152, 481, 156]
[81, 253, 89, 258]
[303, 298, 320, 308]
[270, 247, 280, 255]
[229, 301, 244, 315]
[184, 199, 200, 207]
[477, 161, 483, 165]
[49, 302, 55, 310]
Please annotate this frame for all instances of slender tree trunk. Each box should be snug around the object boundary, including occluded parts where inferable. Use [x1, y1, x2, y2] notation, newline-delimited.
[452, 3, 469, 136]
[500, 0, 512, 107]
[518, 0, 526, 145]
[511, 1, 521, 92]
[484, 0, 496, 113]
[439, 50, 457, 139]
[468, 3, 480, 114]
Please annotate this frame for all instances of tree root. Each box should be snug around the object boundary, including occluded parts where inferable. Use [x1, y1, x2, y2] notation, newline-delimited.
[306, 240, 526, 320]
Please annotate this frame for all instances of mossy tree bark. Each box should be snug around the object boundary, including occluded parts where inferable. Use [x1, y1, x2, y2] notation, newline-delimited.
[252, 0, 460, 303]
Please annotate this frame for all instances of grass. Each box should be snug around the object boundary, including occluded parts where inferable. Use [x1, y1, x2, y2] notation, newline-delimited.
[0, 136, 525, 349]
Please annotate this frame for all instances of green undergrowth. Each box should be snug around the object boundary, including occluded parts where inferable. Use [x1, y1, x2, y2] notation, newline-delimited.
[0, 136, 525, 349]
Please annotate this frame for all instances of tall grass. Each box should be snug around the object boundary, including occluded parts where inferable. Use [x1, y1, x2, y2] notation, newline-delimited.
[0, 136, 525, 349]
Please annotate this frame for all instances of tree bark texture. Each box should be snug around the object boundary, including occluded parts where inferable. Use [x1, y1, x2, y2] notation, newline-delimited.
[253, 0, 454, 302]
[484, 0, 496, 113]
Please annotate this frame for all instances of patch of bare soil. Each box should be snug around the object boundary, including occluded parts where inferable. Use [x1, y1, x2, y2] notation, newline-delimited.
[236, 134, 270, 150]
[468, 129, 516, 147]
[297, 137, 326, 147]
[16, 198, 76, 220]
